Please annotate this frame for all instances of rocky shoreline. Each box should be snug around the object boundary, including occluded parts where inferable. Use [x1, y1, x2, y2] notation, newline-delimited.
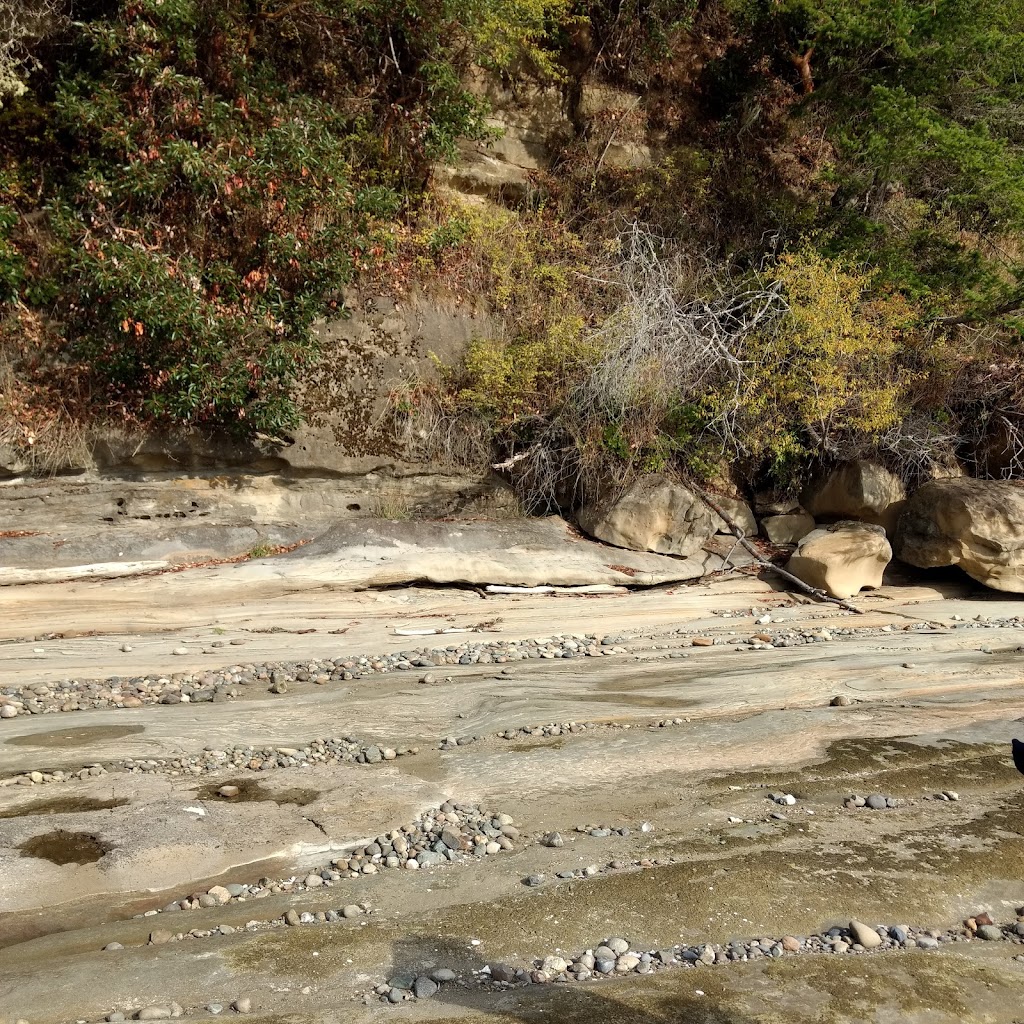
[373, 911, 1024, 1007]
[4, 612, 1023, 724]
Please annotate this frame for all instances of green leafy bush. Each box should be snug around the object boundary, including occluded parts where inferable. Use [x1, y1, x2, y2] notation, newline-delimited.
[0, 0, 570, 437]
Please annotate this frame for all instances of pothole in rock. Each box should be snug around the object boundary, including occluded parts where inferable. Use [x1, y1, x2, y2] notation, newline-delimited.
[0, 795, 128, 819]
[6, 724, 145, 748]
[18, 829, 111, 864]
[196, 778, 320, 805]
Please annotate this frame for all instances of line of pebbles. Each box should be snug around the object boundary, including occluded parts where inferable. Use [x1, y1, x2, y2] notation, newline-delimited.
[0, 634, 623, 719]
[79, 911, 1024, 1021]
[5, 612, 1021, 722]
[75, 909, 1024, 1021]
[128, 803, 519, 923]
[6, 736, 417, 787]
[658, 611, 1024, 653]
[116, 900, 371, 949]
[442, 717, 657, 750]
[376, 909, 1024, 1005]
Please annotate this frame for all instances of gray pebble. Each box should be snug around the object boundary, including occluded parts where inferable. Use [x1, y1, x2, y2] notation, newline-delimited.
[413, 977, 438, 999]
[489, 964, 517, 983]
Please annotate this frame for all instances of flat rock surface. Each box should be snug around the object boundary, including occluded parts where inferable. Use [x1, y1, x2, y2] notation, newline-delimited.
[0, 517, 741, 588]
[1, 550, 1024, 1023]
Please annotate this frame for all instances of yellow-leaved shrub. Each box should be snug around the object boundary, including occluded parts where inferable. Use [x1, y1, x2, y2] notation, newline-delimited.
[734, 249, 920, 471]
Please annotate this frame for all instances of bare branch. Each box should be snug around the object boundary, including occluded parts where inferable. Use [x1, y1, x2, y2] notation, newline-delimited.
[694, 485, 865, 614]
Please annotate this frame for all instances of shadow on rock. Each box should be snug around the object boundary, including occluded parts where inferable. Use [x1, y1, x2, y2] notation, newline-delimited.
[380, 934, 752, 1023]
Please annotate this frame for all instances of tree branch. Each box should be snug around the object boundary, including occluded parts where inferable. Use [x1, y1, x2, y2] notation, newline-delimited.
[693, 484, 865, 614]
[790, 46, 815, 95]
[491, 444, 541, 471]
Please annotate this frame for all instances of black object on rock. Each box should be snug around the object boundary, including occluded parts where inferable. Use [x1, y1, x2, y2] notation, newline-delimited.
[1012, 737, 1024, 776]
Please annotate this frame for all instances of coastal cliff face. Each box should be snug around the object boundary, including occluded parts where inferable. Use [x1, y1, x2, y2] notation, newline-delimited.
[3, 2, 1023, 535]
[0, 70, 659, 484]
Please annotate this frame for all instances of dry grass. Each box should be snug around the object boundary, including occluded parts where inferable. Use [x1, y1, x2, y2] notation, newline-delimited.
[371, 488, 413, 520]
[0, 343, 92, 474]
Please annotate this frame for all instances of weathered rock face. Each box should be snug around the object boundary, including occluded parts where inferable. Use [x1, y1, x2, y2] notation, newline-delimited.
[786, 522, 892, 599]
[434, 77, 569, 201]
[0, 466, 517, 549]
[894, 478, 1024, 592]
[761, 512, 816, 546]
[435, 76, 653, 205]
[577, 475, 716, 556]
[802, 461, 907, 534]
[709, 496, 758, 538]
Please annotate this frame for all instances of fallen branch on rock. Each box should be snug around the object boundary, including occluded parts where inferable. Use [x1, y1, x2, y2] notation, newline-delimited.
[491, 445, 541, 471]
[393, 620, 503, 636]
[693, 485, 865, 615]
[485, 584, 628, 595]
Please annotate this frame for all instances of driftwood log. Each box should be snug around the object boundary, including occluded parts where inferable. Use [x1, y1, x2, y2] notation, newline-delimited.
[694, 486, 865, 615]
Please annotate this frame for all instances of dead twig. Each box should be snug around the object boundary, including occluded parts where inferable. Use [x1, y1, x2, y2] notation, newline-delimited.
[491, 444, 541, 471]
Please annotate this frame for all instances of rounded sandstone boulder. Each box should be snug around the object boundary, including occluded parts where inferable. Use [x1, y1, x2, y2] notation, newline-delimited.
[577, 475, 716, 556]
[762, 511, 815, 546]
[786, 521, 891, 599]
[802, 460, 907, 535]
[894, 478, 1024, 592]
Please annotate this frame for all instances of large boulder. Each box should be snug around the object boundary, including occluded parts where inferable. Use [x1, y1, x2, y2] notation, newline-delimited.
[786, 522, 891, 600]
[802, 460, 907, 534]
[762, 511, 816, 546]
[709, 496, 758, 538]
[577, 475, 716, 556]
[894, 478, 1024, 592]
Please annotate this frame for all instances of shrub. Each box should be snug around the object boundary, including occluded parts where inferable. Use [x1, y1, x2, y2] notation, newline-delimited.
[399, 197, 599, 425]
[0, 0, 573, 443]
[730, 249, 920, 473]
